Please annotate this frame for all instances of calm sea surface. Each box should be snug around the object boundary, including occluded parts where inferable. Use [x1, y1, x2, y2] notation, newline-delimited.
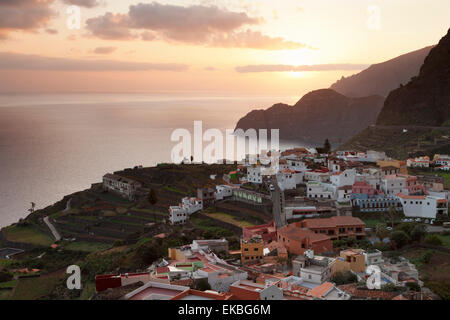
[0, 93, 310, 228]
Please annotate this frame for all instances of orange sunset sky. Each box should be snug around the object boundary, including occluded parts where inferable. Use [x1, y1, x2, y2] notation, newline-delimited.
[0, 0, 449, 95]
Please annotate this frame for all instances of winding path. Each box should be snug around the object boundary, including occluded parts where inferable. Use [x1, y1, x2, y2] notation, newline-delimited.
[43, 216, 61, 242]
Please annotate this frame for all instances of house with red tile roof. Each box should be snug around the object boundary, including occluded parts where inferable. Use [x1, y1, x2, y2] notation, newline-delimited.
[300, 216, 366, 241]
[276, 223, 333, 255]
[242, 221, 277, 243]
[230, 280, 283, 300]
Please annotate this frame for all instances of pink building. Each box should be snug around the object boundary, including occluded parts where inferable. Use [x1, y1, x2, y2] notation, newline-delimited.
[352, 181, 383, 196]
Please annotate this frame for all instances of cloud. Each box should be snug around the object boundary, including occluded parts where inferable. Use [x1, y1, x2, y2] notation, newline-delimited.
[45, 28, 58, 35]
[235, 64, 370, 73]
[0, 52, 189, 72]
[85, 2, 308, 50]
[92, 46, 116, 54]
[0, 0, 55, 38]
[211, 30, 309, 50]
[86, 12, 134, 40]
[62, 0, 99, 8]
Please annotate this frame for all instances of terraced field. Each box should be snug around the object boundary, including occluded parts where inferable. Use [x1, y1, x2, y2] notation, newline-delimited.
[339, 126, 450, 159]
[2, 225, 53, 247]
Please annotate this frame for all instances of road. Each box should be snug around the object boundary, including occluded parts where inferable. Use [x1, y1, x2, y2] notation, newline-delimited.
[269, 175, 286, 228]
[43, 216, 61, 241]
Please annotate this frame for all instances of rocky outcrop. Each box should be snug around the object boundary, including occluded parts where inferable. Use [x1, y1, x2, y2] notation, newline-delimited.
[235, 89, 385, 144]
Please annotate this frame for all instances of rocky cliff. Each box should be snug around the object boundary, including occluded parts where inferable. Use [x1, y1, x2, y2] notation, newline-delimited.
[330, 46, 434, 98]
[235, 89, 385, 145]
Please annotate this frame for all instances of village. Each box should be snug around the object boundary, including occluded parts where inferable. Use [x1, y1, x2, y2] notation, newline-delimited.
[90, 148, 450, 300]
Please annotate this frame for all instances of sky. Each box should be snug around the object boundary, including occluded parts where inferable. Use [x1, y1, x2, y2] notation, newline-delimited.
[0, 0, 449, 95]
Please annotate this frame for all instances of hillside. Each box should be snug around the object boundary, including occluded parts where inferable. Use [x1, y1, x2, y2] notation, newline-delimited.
[235, 89, 384, 145]
[330, 46, 434, 97]
[376, 29, 450, 126]
[339, 125, 450, 159]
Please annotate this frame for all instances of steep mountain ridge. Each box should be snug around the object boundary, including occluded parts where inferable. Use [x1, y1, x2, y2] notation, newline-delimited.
[330, 46, 434, 97]
[235, 89, 385, 145]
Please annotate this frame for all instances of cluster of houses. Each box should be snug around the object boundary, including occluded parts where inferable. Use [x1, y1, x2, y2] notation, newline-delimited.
[407, 154, 450, 170]
[94, 229, 426, 300]
[93, 148, 448, 300]
[102, 150, 449, 225]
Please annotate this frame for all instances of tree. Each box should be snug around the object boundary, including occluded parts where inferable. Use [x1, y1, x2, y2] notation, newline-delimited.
[390, 230, 410, 248]
[375, 224, 389, 240]
[148, 189, 159, 222]
[386, 205, 397, 229]
[148, 189, 158, 206]
[323, 139, 331, 153]
[410, 224, 427, 242]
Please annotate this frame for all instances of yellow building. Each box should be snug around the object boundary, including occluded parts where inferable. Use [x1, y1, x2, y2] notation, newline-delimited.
[241, 237, 264, 264]
[335, 249, 366, 273]
[376, 159, 408, 174]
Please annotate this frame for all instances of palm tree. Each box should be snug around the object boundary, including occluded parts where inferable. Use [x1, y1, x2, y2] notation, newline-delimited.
[386, 205, 397, 229]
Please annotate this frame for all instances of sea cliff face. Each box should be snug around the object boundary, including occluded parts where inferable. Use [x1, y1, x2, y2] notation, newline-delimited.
[376, 29, 450, 126]
[330, 46, 434, 98]
[235, 89, 385, 145]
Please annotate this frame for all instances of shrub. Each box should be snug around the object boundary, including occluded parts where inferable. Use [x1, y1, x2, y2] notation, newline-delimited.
[406, 282, 421, 292]
[0, 271, 13, 283]
[424, 234, 442, 246]
[195, 279, 211, 291]
[332, 271, 357, 286]
[113, 240, 124, 247]
[421, 250, 434, 264]
[390, 230, 410, 248]
[381, 283, 397, 292]
[372, 242, 392, 251]
[410, 224, 427, 242]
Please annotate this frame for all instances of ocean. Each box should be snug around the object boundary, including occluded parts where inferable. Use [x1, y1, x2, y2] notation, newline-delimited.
[0, 93, 314, 228]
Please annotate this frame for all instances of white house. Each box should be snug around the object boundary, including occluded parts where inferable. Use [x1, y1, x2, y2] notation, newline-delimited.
[382, 175, 406, 196]
[363, 249, 383, 266]
[407, 156, 431, 168]
[181, 197, 203, 214]
[397, 193, 448, 219]
[102, 173, 142, 200]
[304, 170, 331, 183]
[169, 206, 188, 225]
[330, 169, 356, 188]
[337, 185, 353, 201]
[215, 185, 233, 200]
[306, 182, 337, 200]
[276, 169, 297, 191]
[247, 166, 263, 184]
[286, 158, 308, 172]
[434, 154, 450, 166]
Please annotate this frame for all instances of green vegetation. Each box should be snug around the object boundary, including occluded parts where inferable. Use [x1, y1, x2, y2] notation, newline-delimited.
[79, 280, 96, 300]
[204, 212, 255, 228]
[2, 225, 53, 246]
[424, 234, 443, 246]
[190, 216, 234, 237]
[0, 280, 16, 289]
[390, 230, 410, 248]
[11, 272, 62, 300]
[339, 126, 450, 160]
[436, 234, 450, 248]
[64, 241, 111, 253]
[332, 271, 358, 285]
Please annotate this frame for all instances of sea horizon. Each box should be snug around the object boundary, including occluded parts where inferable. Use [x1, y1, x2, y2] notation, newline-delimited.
[0, 92, 310, 228]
